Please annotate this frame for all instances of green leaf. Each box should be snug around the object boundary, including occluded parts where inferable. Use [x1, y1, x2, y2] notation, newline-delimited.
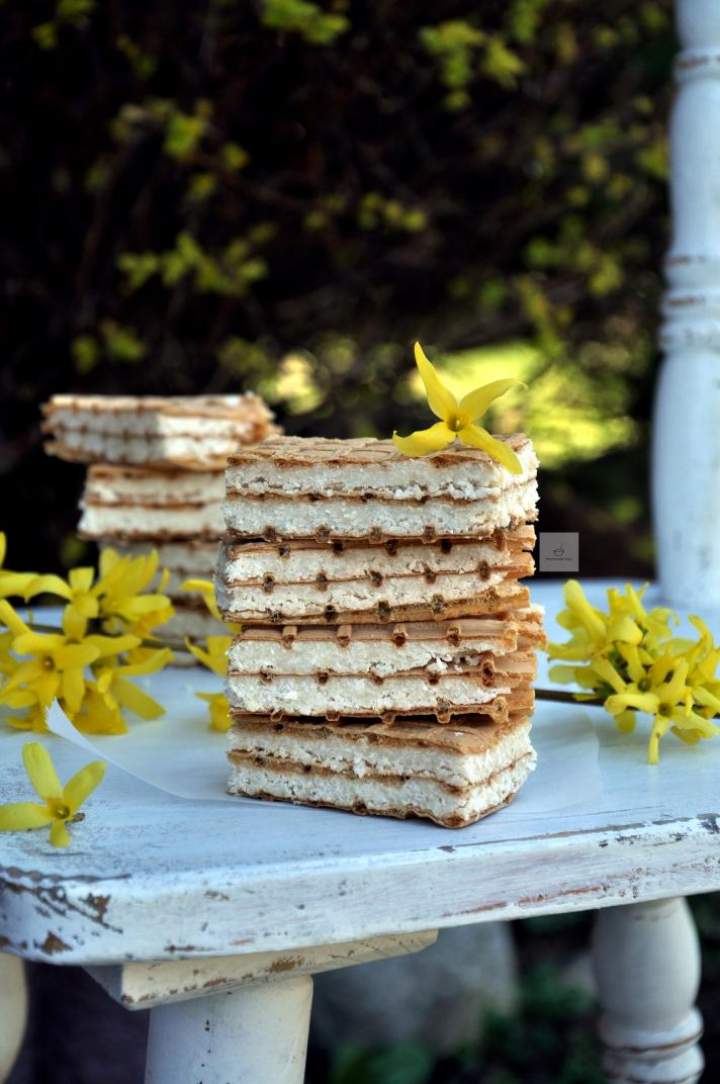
[330, 1043, 434, 1084]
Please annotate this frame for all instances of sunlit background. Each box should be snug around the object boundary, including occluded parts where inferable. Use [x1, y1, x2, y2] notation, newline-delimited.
[2, 0, 672, 578]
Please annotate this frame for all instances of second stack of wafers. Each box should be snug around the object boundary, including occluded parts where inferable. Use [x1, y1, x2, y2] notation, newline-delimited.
[217, 436, 543, 827]
[42, 393, 277, 643]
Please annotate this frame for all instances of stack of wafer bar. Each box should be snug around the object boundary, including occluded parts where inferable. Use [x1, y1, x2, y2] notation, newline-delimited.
[42, 394, 277, 643]
[217, 435, 543, 828]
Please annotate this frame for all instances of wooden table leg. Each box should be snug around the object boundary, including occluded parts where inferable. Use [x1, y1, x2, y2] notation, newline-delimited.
[86, 931, 437, 1084]
[593, 898, 704, 1084]
[144, 974, 313, 1084]
[0, 954, 27, 1084]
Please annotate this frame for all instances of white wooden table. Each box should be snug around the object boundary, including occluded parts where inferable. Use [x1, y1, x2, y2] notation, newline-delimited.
[1, 580, 719, 1084]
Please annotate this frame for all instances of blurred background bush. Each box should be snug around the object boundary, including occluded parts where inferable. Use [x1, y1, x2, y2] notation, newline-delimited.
[1, 0, 674, 575]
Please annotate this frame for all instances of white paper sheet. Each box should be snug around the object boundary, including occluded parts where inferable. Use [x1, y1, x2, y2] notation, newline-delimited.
[43, 667, 602, 818]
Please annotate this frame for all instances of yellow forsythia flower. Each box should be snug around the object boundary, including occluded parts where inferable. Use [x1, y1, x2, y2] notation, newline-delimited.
[186, 635, 230, 677]
[0, 599, 139, 715]
[178, 580, 233, 731]
[0, 532, 55, 601]
[187, 633, 232, 731]
[196, 690, 232, 732]
[0, 539, 175, 736]
[392, 342, 524, 471]
[96, 548, 174, 637]
[0, 742, 105, 848]
[548, 580, 720, 763]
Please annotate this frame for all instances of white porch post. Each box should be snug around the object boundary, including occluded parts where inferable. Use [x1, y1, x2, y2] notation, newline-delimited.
[0, 954, 27, 1084]
[652, 0, 720, 608]
[593, 899, 703, 1084]
[87, 931, 437, 1084]
[144, 975, 314, 1084]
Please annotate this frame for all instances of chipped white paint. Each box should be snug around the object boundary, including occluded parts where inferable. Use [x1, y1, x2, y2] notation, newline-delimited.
[2, 586, 719, 968]
[144, 974, 313, 1084]
[87, 931, 437, 1008]
[653, 0, 720, 607]
[0, 582, 718, 1082]
[593, 898, 703, 1084]
[0, 953, 26, 1084]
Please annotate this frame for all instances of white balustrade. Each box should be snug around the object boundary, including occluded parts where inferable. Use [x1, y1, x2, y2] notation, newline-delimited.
[653, 0, 720, 607]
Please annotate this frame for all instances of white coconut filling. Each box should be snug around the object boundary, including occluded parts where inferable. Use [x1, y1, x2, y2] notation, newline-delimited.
[222, 482, 538, 540]
[49, 407, 264, 439]
[79, 503, 224, 539]
[227, 638, 514, 677]
[228, 720, 532, 787]
[227, 750, 537, 825]
[225, 442, 537, 501]
[216, 569, 513, 621]
[220, 537, 525, 582]
[85, 471, 225, 505]
[57, 431, 244, 465]
[161, 607, 227, 641]
[225, 674, 511, 715]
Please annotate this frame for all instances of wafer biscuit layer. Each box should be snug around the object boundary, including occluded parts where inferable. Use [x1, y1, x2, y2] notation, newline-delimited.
[162, 600, 228, 643]
[43, 393, 276, 470]
[217, 527, 534, 624]
[227, 713, 536, 827]
[223, 436, 538, 541]
[79, 465, 225, 540]
[226, 617, 537, 718]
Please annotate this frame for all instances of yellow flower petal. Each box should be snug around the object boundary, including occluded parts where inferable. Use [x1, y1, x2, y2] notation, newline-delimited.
[0, 532, 5, 566]
[99, 547, 121, 578]
[63, 761, 106, 813]
[1, 573, 53, 600]
[616, 643, 644, 684]
[607, 615, 643, 645]
[22, 742, 63, 800]
[34, 670, 61, 707]
[25, 574, 72, 600]
[650, 655, 674, 685]
[392, 421, 455, 457]
[71, 685, 128, 735]
[55, 642, 99, 669]
[69, 567, 94, 593]
[0, 600, 32, 637]
[615, 710, 637, 733]
[186, 637, 229, 677]
[85, 633, 141, 657]
[564, 581, 606, 640]
[49, 820, 71, 848]
[118, 647, 173, 677]
[13, 630, 65, 656]
[457, 424, 523, 474]
[589, 658, 627, 694]
[647, 715, 671, 764]
[663, 659, 688, 704]
[0, 802, 53, 831]
[605, 691, 659, 715]
[59, 666, 87, 715]
[413, 342, 458, 420]
[112, 676, 165, 720]
[197, 691, 231, 732]
[62, 604, 88, 642]
[458, 378, 523, 422]
[180, 580, 220, 620]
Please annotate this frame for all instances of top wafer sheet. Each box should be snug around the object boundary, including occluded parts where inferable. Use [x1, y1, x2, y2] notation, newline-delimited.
[223, 435, 538, 541]
[42, 393, 277, 470]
